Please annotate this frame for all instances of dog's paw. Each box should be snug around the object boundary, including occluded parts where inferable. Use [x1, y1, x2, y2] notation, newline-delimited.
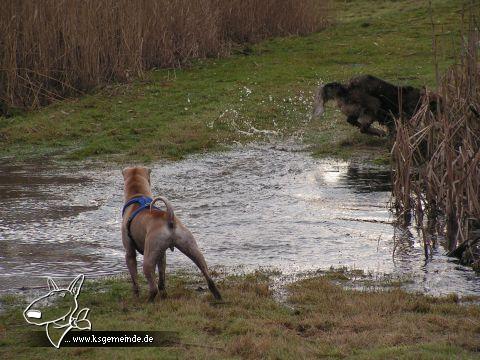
[147, 290, 158, 303]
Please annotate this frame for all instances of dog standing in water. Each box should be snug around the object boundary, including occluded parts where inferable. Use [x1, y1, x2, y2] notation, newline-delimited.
[122, 166, 221, 301]
[311, 75, 438, 136]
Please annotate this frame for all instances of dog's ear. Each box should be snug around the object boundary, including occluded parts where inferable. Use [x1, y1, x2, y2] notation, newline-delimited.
[147, 168, 152, 184]
[121, 167, 129, 179]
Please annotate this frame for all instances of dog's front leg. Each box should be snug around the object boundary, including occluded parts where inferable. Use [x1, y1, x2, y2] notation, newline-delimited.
[358, 113, 386, 137]
[122, 229, 139, 296]
[346, 115, 361, 128]
[126, 251, 139, 296]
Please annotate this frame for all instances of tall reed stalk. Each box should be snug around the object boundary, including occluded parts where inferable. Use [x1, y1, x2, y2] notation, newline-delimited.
[391, 9, 480, 268]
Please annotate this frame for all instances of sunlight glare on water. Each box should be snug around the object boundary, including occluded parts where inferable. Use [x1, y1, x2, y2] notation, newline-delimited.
[0, 143, 478, 296]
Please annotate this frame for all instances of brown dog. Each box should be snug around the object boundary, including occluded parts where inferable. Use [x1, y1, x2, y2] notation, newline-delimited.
[122, 166, 221, 301]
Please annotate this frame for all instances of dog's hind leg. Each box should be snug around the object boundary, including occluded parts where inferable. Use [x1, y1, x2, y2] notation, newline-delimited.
[143, 230, 171, 302]
[157, 251, 167, 298]
[143, 253, 157, 302]
[174, 227, 222, 300]
[122, 229, 139, 296]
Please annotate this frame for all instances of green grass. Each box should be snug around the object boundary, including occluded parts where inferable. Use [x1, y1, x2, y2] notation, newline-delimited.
[0, 0, 464, 162]
[0, 270, 479, 359]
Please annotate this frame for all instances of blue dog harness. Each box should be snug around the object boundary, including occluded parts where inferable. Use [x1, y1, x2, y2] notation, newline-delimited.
[122, 196, 162, 254]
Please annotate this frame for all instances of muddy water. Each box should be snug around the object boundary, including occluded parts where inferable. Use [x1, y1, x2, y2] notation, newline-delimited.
[1, 143, 479, 296]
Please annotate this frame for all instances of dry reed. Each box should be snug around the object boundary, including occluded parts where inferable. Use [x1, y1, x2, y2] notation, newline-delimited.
[0, 0, 330, 113]
[391, 9, 480, 268]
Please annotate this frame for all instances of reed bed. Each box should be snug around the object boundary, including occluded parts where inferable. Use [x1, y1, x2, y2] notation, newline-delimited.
[0, 0, 330, 113]
[391, 10, 480, 268]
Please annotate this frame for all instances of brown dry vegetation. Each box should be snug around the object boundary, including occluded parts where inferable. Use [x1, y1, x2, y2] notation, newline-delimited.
[1, 271, 479, 359]
[0, 0, 330, 113]
[391, 7, 480, 268]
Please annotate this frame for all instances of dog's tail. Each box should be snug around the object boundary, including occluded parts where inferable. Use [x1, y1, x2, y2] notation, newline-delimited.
[150, 196, 175, 229]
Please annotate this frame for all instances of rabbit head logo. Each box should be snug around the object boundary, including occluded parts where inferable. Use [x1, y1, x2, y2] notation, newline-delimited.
[23, 274, 91, 348]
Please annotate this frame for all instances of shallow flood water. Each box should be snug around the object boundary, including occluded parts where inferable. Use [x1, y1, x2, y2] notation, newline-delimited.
[1, 143, 479, 296]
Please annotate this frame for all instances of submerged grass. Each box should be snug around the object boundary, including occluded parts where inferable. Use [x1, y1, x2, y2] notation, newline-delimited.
[0, 271, 479, 359]
[0, 0, 465, 162]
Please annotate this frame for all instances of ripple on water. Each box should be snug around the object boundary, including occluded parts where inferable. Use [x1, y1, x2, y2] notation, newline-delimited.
[0, 143, 479, 296]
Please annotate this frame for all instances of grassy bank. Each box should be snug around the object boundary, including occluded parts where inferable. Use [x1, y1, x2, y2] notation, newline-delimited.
[0, 270, 479, 359]
[0, 0, 463, 162]
[0, 0, 329, 112]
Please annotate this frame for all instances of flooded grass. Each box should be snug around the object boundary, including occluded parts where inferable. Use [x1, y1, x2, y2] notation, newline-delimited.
[0, 0, 464, 162]
[0, 270, 479, 359]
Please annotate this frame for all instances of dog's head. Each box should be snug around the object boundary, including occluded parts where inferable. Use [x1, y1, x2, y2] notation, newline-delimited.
[312, 82, 346, 119]
[122, 166, 152, 198]
[122, 166, 151, 182]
